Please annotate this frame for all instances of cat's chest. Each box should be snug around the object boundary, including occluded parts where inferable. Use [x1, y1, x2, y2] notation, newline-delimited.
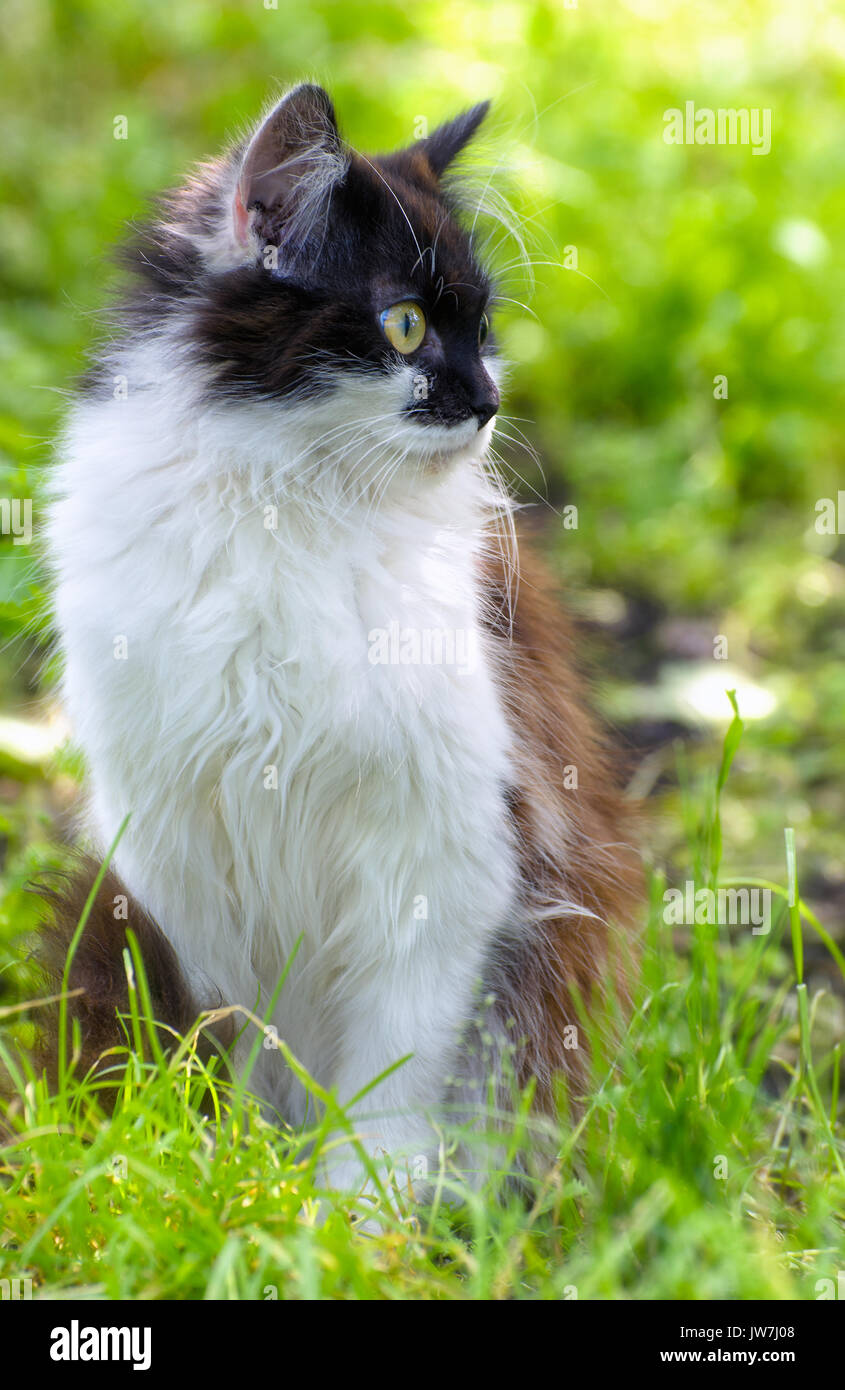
[153, 514, 516, 958]
[64, 472, 515, 827]
[56, 461, 520, 1009]
[186, 516, 505, 771]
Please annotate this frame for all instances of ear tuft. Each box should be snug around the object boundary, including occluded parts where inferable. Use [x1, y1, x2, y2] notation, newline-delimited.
[421, 100, 490, 177]
[234, 84, 346, 248]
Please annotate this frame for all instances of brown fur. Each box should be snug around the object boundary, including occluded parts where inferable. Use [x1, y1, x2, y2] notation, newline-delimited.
[479, 538, 643, 1109]
[24, 543, 639, 1119]
[24, 88, 640, 1131]
[33, 859, 232, 1102]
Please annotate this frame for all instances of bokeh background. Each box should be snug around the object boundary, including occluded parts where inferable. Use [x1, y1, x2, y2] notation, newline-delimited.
[1, 0, 843, 988]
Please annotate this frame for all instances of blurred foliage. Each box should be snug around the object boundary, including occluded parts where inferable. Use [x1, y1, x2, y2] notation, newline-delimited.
[1, 0, 844, 1305]
[0, 0, 843, 941]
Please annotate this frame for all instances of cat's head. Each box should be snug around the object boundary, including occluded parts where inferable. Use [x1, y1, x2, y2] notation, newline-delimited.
[125, 84, 502, 479]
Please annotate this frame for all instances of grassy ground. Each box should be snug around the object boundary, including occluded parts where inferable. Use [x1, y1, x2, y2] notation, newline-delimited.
[1, 0, 844, 1298]
[2, 709, 843, 1300]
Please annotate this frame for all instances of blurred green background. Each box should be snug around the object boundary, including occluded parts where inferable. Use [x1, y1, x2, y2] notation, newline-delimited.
[1, 0, 843, 972]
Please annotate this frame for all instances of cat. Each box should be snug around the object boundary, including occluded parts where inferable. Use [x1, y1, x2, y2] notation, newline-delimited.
[43, 83, 641, 1197]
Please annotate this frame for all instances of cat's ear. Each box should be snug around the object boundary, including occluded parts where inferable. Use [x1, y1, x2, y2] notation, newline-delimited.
[420, 101, 490, 177]
[233, 84, 346, 247]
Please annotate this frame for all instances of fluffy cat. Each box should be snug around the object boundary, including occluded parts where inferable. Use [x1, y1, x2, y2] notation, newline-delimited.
[44, 84, 641, 1196]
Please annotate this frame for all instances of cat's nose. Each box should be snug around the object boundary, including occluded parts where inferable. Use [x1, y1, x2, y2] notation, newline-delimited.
[473, 386, 499, 429]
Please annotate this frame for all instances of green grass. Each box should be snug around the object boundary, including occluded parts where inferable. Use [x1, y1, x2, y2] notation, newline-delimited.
[3, 0, 843, 931]
[0, 0, 843, 1301]
[2, 706, 843, 1300]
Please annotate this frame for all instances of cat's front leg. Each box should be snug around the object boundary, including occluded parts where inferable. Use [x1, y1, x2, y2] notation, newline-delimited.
[320, 939, 487, 1211]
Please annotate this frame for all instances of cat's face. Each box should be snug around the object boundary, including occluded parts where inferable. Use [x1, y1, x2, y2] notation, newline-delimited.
[129, 85, 501, 478]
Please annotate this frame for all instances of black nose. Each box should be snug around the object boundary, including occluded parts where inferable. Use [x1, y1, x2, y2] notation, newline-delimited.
[473, 386, 499, 429]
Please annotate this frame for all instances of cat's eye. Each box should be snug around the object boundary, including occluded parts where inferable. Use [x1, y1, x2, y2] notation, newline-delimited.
[478, 312, 490, 347]
[380, 301, 426, 354]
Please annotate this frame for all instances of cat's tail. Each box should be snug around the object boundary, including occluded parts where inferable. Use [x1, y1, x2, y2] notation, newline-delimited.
[27, 857, 232, 1100]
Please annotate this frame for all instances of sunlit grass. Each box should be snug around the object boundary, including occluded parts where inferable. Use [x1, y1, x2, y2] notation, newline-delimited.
[1, 700, 842, 1300]
[0, 0, 842, 1302]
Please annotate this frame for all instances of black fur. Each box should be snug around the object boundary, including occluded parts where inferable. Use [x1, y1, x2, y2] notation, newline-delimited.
[90, 85, 500, 428]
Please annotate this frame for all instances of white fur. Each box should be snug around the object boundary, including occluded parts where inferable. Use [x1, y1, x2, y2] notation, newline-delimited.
[49, 332, 521, 1189]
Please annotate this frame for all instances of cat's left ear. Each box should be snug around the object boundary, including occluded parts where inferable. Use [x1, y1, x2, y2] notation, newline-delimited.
[233, 84, 346, 247]
[419, 101, 490, 177]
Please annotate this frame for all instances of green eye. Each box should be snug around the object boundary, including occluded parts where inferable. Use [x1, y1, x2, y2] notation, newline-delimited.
[478, 312, 490, 347]
[380, 301, 426, 354]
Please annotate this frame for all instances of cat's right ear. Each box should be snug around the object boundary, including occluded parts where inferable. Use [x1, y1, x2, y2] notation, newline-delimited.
[232, 84, 347, 248]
